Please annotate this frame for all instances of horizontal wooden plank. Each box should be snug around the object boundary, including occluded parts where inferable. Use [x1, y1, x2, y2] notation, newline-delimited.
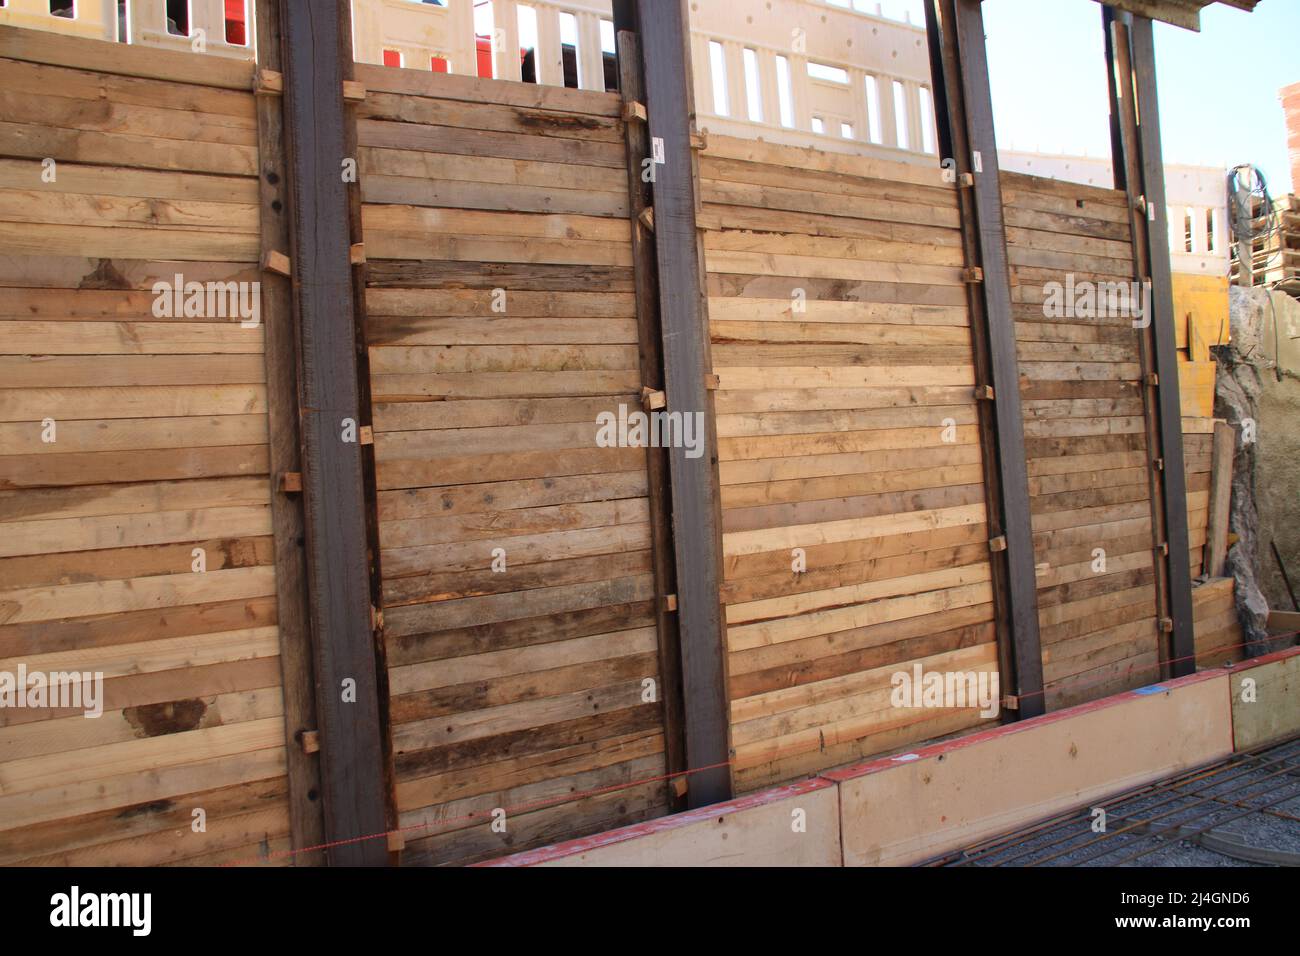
[0, 444, 268, 489]
[702, 134, 953, 190]
[0, 220, 259, 262]
[353, 62, 620, 116]
[0, 120, 257, 176]
[0, 321, 263, 355]
[0, 26, 255, 90]
[363, 175, 628, 217]
[0, 504, 271, 557]
[0, 415, 267, 455]
[358, 118, 624, 168]
[0, 385, 265, 422]
[0, 87, 257, 147]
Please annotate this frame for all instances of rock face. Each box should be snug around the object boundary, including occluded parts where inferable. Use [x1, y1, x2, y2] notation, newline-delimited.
[1219, 287, 1300, 655]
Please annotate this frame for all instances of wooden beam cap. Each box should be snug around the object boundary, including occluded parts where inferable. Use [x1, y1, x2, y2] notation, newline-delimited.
[262, 249, 292, 277]
[278, 471, 303, 493]
[342, 79, 366, 102]
[299, 729, 321, 754]
[974, 384, 995, 401]
[641, 387, 667, 411]
[622, 100, 648, 122]
[638, 206, 655, 233]
[988, 535, 1008, 553]
[704, 374, 721, 390]
[663, 594, 678, 612]
[962, 266, 985, 284]
[349, 242, 366, 265]
[255, 69, 283, 96]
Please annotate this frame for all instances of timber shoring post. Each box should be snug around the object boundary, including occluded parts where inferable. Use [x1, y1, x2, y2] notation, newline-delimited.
[925, 0, 1046, 719]
[278, 0, 391, 865]
[1106, 9, 1196, 678]
[253, 0, 325, 864]
[615, 25, 688, 813]
[630, 0, 733, 807]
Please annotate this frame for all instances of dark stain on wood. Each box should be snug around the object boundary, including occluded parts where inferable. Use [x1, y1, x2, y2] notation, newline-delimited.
[516, 108, 611, 135]
[77, 259, 131, 290]
[125, 698, 208, 737]
[115, 799, 175, 820]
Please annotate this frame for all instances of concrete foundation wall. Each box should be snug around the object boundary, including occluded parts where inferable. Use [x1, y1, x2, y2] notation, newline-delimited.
[485, 648, 1300, 867]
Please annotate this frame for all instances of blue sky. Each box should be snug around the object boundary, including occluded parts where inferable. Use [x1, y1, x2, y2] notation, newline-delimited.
[981, 0, 1299, 192]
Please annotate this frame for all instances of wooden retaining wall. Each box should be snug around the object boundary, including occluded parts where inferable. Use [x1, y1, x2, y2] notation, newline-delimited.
[700, 136, 1000, 793]
[353, 65, 672, 865]
[0, 33, 294, 865]
[0, 22, 1245, 867]
[1003, 171, 1165, 710]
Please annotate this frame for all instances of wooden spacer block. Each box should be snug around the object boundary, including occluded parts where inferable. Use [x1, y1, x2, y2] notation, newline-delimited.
[958, 172, 974, 187]
[962, 266, 984, 284]
[641, 387, 667, 411]
[370, 604, 384, 631]
[638, 206, 655, 233]
[1154, 457, 1165, 472]
[387, 830, 406, 852]
[342, 79, 366, 102]
[1001, 694, 1021, 711]
[690, 130, 707, 151]
[622, 100, 647, 122]
[358, 424, 374, 445]
[255, 68, 283, 96]
[299, 729, 321, 754]
[1157, 542, 1169, 556]
[664, 594, 678, 612]
[1159, 617, 1174, 633]
[349, 242, 366, 265]
[278, 471, 303, 493]
[671, 776, 688, 798]
[704, 373, 720, 390]
[262, 249, 292, 277]
[974, 384, 995, 401]
[988, 535, 1008, 553]
[1144, 371, 1160, 386]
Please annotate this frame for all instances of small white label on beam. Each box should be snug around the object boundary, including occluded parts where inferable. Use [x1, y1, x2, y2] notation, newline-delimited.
[652, 137, 666, 164]
[972, 150, 983, 173]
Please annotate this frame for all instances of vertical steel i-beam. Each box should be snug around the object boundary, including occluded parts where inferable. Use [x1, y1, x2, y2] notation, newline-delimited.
[1129, 14, 1197, 675]
[925, 0, 1046, 718]
[613, 13, 689, 812]
[624, 0, 732, 807]
[278, 0, 391, 864]
[253, 0, 326, 865]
